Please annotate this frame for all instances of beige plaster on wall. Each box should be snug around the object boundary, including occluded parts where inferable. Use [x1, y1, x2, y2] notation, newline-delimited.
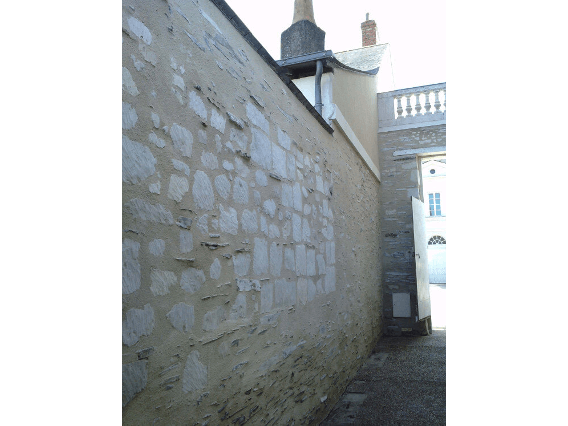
[122, 1, 383, 424]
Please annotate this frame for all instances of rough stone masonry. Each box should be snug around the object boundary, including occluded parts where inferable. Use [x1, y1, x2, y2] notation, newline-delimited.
[378, 124, 446, 334]
[122, 0, 382, 424]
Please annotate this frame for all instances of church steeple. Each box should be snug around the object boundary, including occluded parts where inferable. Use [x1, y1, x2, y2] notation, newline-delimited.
[281, 0, 325, 59]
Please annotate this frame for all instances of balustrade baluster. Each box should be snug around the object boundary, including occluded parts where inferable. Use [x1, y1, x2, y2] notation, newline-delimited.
[414, 92, 422, 115]
[424, 91, 432, 114]
[405, 94, 413, 116]
[396, 96, 403, 118]
[434, 90, 442, 113]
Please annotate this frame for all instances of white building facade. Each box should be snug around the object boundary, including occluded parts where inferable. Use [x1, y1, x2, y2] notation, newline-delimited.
[422, 159, 446, 284]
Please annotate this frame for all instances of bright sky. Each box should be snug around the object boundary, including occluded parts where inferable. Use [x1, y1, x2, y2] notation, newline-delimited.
[226, 0, 446, 90]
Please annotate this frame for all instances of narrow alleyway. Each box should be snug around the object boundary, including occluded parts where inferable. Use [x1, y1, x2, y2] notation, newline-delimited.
[320, 330, 446, 425]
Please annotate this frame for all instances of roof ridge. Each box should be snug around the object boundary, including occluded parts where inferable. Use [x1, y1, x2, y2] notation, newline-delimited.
[335, 43, 389, 55]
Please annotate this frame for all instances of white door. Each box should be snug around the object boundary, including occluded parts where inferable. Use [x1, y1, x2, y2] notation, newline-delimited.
[412, 197, 431, 320]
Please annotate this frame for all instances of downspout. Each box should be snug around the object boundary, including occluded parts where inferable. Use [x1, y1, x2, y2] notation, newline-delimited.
[315, 59, 323, 115]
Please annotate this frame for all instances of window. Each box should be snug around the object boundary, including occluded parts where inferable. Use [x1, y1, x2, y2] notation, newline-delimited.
[428, 235, 446, 245]
[428, 193, 441, 216]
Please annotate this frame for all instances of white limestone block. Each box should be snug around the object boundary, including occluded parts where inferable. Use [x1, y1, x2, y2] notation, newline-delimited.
[233, 254, 251, 277]
[170, 123, 193, 157]
[183, 351, 207, 393]
[246, 102, 269, 133]
[214, 174, 231, 200]
[250, 127, 272, 170]
[122, 304, 155, 347]
[270, 242, 282, 277]
[255, 170, 267, 187]
[230, 128, 248, 150]
[150, 269, 177, 296]
[192, 171, 215, 210]
[167, 303, 194, 332]
[268, 224, 280, 239]
[253, 238, 268, 275]
[236, 278, 260, 291]
[210, 108, 226, 134]
[168, 175, 189, 202]
[173, 73, 185, 91]
[229, 294, 246, 321]
[302, 218, 311, 242]
[316, 254, 326, 275]
[295, 245, 307, 276]
[127, 17, 152, 45]
[306, 249, 316, 276]
[197, 214, 208, 235]
[189, 91, 207, 121]
[261, 281, 274, 313]
[122, 67, 140, 96]
[277, 127, 291, 150]
[210, 258, 221, 280]
[122, 239, 140, 294]
[149, 132, 166, 148]
[172, 159, 190, 176]
[232, 177, 249, 204]
[275, 278, 296, 307]
[180, 230, 193, 253]
[180, 268, 205, 293]
[281, 184, 293, 208]
[292, 213, 302, 242]
[284, 247, 295, 272]
[326, 241, 335, 265]
[201, 151, 219, 170]
[307, 279, 316, 302]
[324, 266, 336, 294]
[122, 135, 157, 184]
[125, 199, 174, 225]
[282, 220, 291, 238]
[293, 182, 302, 212]
[202, 306, 226, 331]
[272, 143, 287, 179]
[287, 153, 295, 180]
[262, 199, 276, 218]
[122, 102, 138, 129]
[122, 361, 147, 407]
[151, 112, 160, 128]
[297, 278, 308, 305]
[241, 209, 258, 234]
[219, 204, 238, 235]
[316, 278, 324, 295]
[149, 239, 165, 257]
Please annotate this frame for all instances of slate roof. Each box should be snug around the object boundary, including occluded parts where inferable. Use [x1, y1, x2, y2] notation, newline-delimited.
[334, 43, 389, 73]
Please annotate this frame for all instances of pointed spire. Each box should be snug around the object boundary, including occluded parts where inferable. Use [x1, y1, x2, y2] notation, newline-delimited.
[292, 0, 316, 25]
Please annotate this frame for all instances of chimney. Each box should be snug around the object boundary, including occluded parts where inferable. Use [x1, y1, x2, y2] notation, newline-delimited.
[361, 13, 379, 47]
[281, 0, 325, 59]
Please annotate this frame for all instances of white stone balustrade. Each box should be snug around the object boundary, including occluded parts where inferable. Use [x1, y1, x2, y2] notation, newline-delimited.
[378, 83, 446, 132]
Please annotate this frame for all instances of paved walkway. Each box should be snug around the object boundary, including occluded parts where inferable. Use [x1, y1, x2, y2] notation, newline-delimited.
[321, 330, 446, 425]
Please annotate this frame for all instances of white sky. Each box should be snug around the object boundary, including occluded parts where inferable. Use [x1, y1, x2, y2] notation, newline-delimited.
[226, 0, 446, 90]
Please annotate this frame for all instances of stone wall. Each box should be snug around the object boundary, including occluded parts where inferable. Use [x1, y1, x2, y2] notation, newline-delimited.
[378, 125, 445, 333]
[122, 0, 382, 424]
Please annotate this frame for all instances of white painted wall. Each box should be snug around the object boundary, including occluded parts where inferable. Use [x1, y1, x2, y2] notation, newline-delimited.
[422, 160, 446, 283]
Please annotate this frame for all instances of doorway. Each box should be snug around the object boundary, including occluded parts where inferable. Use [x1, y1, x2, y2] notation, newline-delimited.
[420, 155, 446, 328]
